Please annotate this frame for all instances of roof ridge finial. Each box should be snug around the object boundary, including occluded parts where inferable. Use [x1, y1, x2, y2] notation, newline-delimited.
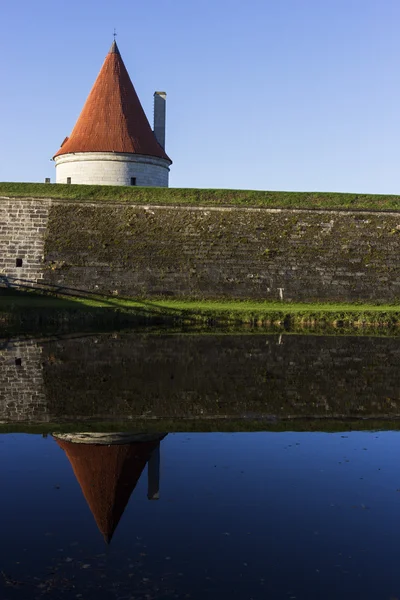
[109, 30, 119, 55]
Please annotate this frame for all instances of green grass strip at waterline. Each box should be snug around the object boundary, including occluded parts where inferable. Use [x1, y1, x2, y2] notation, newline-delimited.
[1, 291, 400, 324]
[0, 290, 400, 315]
[1, 290, 399, 312]
[88, 299, 400, 314]
[2, 181, 400, 211]
[73, 298, 400, 327]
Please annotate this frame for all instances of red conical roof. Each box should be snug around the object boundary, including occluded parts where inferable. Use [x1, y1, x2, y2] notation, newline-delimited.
[54, 41, 171, 162]
[55, 437, 160, 543]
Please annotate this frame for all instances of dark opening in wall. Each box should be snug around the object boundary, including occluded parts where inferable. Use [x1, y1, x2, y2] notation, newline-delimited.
[67, 177, 71, 184]
[131, 177, 137, 186]
[15, 358, 22, 367]
[16, 258, 23, 267]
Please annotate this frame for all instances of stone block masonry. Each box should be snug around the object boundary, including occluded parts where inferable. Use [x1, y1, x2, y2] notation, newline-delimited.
[0, 199, 50, 286]
[44, 202, 400, 302]
[0, 196, 399, 302]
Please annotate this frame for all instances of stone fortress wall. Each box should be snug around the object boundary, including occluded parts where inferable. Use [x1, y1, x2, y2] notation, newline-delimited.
[0, 195, 399, 301]
[0, 199, 49, 286]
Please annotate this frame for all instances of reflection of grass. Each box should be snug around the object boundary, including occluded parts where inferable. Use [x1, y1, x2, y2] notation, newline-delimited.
[2, 181, 400, 210]
[1, 288, 400, 333]
[1, 418, 400, 434]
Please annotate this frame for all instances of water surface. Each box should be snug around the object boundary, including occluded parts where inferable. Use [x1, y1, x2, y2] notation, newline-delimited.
[1, 330, 400, 598]
[1, 431, 400, 599]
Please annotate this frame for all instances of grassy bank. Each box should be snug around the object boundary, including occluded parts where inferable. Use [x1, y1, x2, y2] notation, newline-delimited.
[1, 288, 399, 335]
[1, 182, 400, 211]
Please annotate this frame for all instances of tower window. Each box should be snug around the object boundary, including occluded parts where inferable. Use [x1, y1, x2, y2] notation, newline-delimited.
[131, 177, 137, 186]
[66, 177, 71, 184]
[15, 358, 22, 367]
[16, 258, 23, 267]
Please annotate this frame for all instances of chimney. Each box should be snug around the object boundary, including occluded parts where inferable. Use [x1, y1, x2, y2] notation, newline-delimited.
[147, 443, 160, 500]
[153, 91, 167, 150]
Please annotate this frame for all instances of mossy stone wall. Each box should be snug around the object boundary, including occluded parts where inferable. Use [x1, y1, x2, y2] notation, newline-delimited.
[43, 202, 400, 301]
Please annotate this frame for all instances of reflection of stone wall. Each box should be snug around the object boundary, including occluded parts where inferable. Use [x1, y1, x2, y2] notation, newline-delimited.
[0, 340, 48, 422]
[1, 333, 399, 424]
[41, 333, 400, 421]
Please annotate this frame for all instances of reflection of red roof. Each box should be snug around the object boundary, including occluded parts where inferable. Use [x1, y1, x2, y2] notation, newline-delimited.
[53, 41, 171, 162]
[56, 438, 159, 543]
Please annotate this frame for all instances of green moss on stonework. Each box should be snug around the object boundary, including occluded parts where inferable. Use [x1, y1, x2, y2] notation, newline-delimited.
[25, 190, 399, 306]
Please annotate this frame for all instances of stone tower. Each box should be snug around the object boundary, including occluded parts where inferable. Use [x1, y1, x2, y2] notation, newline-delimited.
[53, 41, 172, 187]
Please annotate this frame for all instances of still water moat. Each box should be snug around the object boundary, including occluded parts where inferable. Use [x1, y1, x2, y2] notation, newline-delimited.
[1, 330, 400, 599]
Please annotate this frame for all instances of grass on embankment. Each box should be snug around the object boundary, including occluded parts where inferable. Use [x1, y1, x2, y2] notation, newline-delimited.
[55, 296, 400, 327]
[2, 182, 400, 211]
[1, 289, 400, 333]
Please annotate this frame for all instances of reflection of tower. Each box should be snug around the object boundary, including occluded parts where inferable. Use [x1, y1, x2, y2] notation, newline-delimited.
[53, 433, 166, 543]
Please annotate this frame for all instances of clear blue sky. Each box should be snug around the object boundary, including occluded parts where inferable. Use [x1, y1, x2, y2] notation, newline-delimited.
[1, 0, 400, 193]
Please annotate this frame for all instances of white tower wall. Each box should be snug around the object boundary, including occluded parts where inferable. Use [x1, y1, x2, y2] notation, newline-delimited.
[54, 152, 170, 187]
